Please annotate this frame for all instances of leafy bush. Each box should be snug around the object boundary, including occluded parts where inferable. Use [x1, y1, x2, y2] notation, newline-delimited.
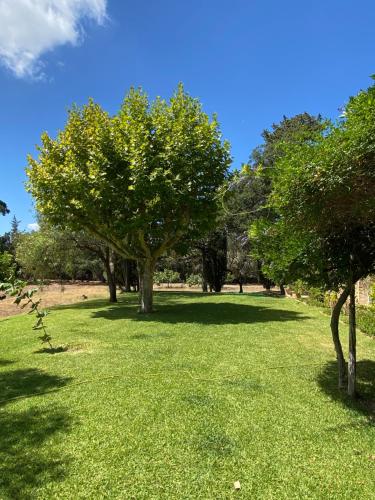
[355, 306, 375, 338]
[292, 279, 306, 298]
[186, 274, 202, 287]
[305, 286, 325, 307]
[370, 282, 375, 304]
[0, 252, 16, 282]
[154, 269, 180, 287]
[225, 272, 235, 284]
[323, 291, 338, 309]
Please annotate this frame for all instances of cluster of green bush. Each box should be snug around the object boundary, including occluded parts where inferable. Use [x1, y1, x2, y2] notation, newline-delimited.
[355, 306, 375, 338]
[292, 281, 375, 338]
[0, 252, 16, 282]
[154, 270, 181, 287]
[153, 270, 203, 288]
[185, 274, 202, 287]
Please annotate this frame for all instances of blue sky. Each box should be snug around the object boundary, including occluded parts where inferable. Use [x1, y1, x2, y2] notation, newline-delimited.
[1, 0, 375, 233]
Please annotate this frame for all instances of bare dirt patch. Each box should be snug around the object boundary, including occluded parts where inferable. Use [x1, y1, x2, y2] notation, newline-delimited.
[0, 282, 109, 319]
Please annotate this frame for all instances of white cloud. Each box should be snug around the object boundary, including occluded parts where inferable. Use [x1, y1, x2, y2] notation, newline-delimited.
[0, 0, 107, 79]
[27, 222, 40, 231]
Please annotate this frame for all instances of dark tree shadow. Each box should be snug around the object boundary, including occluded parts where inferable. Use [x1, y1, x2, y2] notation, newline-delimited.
[0, 368, 71, 404]
[317, 360, 375, 423]
[0, 359, 14, 367]
[34, 346, 69, 355]
[54, 291, 285, 314]
[90, 301, 309, 325]
[0, 368, 73, 498]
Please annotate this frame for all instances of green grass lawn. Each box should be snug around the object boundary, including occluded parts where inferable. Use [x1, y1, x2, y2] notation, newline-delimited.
[0, 292, 374, 499]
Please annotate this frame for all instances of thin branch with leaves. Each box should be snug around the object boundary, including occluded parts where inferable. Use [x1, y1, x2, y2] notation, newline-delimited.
[0, 280, 53, 349]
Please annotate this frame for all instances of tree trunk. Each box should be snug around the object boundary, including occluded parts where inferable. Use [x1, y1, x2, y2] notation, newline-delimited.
[138, 259, 154, 313]
[348, 284, 356, 397]
[104, 249, 117, 303]
[202, 280, 208, 292]
[280, 283, 286, 296]
[124, 259, 132, 292]
[239, 281, 243, 293]
[108, 273, 117, 303]
[330, 286, 350, 389]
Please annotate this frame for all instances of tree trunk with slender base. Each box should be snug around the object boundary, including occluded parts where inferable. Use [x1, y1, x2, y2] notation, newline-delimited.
[280, 283, 286, 296]
[330, 286, 350, 389]
[348, 284, 356, 397]
[124, 259, 132, 292]
[239, 281, 243, 293]
[104, 248, 117, 303]
[138, 259, 155, 313]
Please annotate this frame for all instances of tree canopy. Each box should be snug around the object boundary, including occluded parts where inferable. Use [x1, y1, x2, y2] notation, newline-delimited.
[26, 84, 231, 311]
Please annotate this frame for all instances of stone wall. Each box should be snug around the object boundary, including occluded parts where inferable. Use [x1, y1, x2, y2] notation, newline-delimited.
[356, 276, 374, 305]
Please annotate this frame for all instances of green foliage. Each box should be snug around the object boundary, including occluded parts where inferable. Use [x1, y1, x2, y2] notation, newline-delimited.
[250, 82, 375, 291]
[225, 272, 235, 283]
[356, 305, 375, 338]
[16, 224, 102, 281]
[291, 279, 306, 298]
[199, 229, 227, 292]
[251, 112, 325, 169]
[0, 252, 16, 282]
[27, 84, 230, 311]
[185, 274, 202, 287]
[323, 291, 338, 309]
[154, 269, 180, 286]
[0, 280, 52, 348]
[26, 84, 231, 262]
[247, 113, 325, 287]
[0, 200, 9, 216]
[304, 286, 325, 307]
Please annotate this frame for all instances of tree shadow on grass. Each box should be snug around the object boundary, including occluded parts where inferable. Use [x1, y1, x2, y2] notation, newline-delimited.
[0, 368, 73, 498]
[317, 360, 375, 424]
[90, 301, 310, 325]
[53, 290, 284, 314]
[0, 368, 71, 404]
[34, 346, 69, 355]
[0, 359, 14, 367]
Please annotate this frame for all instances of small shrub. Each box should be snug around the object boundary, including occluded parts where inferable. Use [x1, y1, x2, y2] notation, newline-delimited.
[186, 274, 202, 287]
[154, 269, 180, 287]
[292, 279, 306, 298]
[0, 252, 16, 282]
[225, 272, 235, 284]
[356, 305, 375, 338]
[305, 287, 325, 307]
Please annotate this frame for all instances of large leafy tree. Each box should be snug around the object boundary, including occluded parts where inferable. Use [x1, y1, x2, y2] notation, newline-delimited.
[251, 80, 375, 395]
[221, 114, 323, 293]
[27, 85, 231, 312]
[250, 113, 325, 291]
